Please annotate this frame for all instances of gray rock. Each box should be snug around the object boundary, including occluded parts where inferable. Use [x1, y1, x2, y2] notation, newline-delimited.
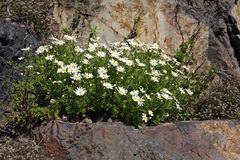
[0, 18, 38, 103]
[31, 120, 240, 160]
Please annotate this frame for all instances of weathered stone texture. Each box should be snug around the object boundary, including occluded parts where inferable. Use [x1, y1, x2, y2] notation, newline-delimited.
[0, 18, 38, 102]
[31, 120, 240, 160]
[50, 0, 240, 81]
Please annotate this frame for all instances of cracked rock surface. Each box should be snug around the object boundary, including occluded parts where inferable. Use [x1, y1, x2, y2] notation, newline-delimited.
[31, 120, 240, 160]
[50, 0, 240, 81]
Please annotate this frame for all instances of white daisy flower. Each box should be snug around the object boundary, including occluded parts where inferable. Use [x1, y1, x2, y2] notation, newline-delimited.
[179, 87, 185, 94]
[152, 70, 161, 76]
[68, 66, 76, 74]
[139, 87, 146, 93]
[98, 67, 108, 74]
[100, 44, 107, 48]
[61, 66, 67, 73]
[137, 96, 145, 106]
[26, 65, 33, 69]
[103, 82, 114, 89]
[142, 113, 148, 122]
[183, 65, 189, 71]
[88, 44, 96, 52]
[50, 99, 56, 104]
[151, 43, 159, 49]
[70, 63, 77, 68]
[64, 35, 71, 40]
[84, 73, 93, 79]
[21, 47, 31, 51]
[99, 73, 110, 79]
[186, 89, 193, 95]
[18, 57, 24, 60]
[94, 43, 99, 47]
[82, 59, 89, 64]
[162, 88, 172, 95]
[117, 87, 128, 95]
[145, 94, 151, 100]
[96, 51, 106, 57]
[52, 80, 62, 83]
[71, 73, 82, 81]
[57, 40, 65, 45]
[75, 46, 84, 53]
[130, 90, 139, 96]
[156, 92, 162, 100]
[162, 54, 171, 61]
[151, 76, 159, 82]
[159, 60, 166, 65]
[162, 93, 172, 100]
[85, 54, 93, 59]
[117, 66, 125, 72]
[150, 59, 158, 66]
[138, 63, 146, 67]
[75, 87, 86, 96]
[176, 103, 182, 110]
[126, 60, 134, 66]
[109, 59, 118, 66]
[132, 96, 138, 102]
[57, 68, 63, 73]
[171, 71, 178, 77]
[148, 110, 154, 117]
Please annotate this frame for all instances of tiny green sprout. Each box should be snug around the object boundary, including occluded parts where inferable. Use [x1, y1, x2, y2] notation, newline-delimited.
[88, 24, 100, 42]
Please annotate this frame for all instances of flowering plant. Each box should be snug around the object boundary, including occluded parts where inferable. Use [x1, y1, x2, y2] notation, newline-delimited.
[5, 36, 211, 127]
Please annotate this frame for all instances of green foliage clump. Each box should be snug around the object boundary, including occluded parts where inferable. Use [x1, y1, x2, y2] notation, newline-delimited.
[88, 25, 100, 43]
[190, 79, 240, 120]
[9, 0, 50, 38]
[2, 25, 239, 130]
[2, 52, 55, 131]
[3, 34, 214, 129]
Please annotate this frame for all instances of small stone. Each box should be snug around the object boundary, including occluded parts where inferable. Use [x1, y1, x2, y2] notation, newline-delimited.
[107, 118, 112, 122]
[62, 115, 68, 121]
[82, 118, 92, 123]
[20, 25, 26, 29]
[5, 18, 11, 21]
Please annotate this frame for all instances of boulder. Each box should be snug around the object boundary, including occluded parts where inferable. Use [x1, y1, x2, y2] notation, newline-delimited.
[31, 120, 240, 160]
[0, 18, 38, 103]
[0, 17, 38, 124]
[50, 0, 240, 81]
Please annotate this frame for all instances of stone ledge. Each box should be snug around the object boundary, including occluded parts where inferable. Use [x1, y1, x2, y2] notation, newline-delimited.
[31, 120, 240, 160]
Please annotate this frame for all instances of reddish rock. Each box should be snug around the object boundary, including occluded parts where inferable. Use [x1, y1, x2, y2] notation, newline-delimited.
[31, 120, 240, 160]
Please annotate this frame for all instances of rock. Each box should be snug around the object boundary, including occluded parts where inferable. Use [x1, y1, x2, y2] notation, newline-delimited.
[31, 120, 240, 160]
[82, 118, 93, 124]
[50, 0, 240, 81]
[107, 118, 112, 122]
[0, 18, 38, 103]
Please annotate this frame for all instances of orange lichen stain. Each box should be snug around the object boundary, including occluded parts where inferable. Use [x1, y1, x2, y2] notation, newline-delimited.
[202, 121, 240, 160]
[110, 0, 148, 32]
